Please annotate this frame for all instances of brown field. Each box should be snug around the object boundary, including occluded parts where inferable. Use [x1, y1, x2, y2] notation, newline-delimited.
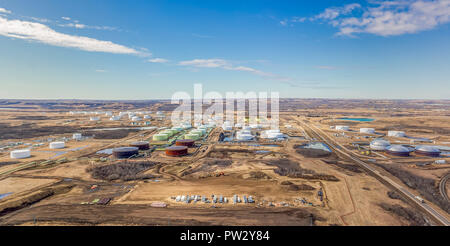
[0, 99, 449, 226]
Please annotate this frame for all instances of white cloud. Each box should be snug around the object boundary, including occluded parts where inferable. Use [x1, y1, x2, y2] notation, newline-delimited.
[0, 8, 11, 14]
[95, 69, 107, 73]
[62, 17, 71, 21]
[59, 22, 117, 31]
[179, 59, 230, 68]
[315, 0, 450, 36]
[0, 16, 145, 55]
[312, 3, 361, 21]
[148, 58, 169, 63]
[179, 58, 291, 82]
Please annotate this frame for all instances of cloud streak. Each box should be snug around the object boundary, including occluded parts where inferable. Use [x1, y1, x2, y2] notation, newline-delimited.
[179, 58, 293, 83]
[0, 7, 11, 14]
[0, 16, 146, 55]
[148, 58, 169, 63]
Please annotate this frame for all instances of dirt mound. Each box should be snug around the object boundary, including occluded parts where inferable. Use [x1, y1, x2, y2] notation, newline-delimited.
[243, 171, 272, 180]
[264, 159, 339, 182]
[203, 159, 232, 167]
[280, 181, 293, 185]
[294, 147, 332, 158]
[284, 184, 315, 191]
[87, 161, 156, 181]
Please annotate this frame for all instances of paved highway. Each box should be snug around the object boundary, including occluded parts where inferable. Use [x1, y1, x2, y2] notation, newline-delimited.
[298, 119, 450, 226]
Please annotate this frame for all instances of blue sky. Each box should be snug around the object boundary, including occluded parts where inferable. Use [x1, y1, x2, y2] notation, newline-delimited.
[0, 0, 449, 100]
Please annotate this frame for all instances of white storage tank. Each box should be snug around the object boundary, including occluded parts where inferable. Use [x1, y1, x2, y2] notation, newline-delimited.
[386, 145, 410, 157]
[222, 124, 233, 131]
[360, 128, 375, 134]
[50, 141, 65, 149]
[236, 133, 253, 141]
[73, 133, 82, 140]
[370, 139, 391, 151]
[335, 125, 349, 131]
[388, 131, 406, 137]
[10, 149, 31, 159]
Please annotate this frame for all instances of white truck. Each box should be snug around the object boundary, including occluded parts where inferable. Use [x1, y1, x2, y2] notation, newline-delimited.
[415, 196, 425, 203]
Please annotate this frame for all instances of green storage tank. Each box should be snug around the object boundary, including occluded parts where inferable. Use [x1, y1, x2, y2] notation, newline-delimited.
[191, 129, 204, 136]
[153, 133, 169, 141]
[185, 133, 200, 140]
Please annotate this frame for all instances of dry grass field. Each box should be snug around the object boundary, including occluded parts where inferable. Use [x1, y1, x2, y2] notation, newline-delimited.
[0, 99, 448, 226]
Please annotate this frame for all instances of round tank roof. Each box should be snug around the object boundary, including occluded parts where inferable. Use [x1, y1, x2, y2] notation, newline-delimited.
[113, 147, 139, 153]
[415, 145, 440, 153]
[387, 145, 410, 153]
[371, 139, 390, 146]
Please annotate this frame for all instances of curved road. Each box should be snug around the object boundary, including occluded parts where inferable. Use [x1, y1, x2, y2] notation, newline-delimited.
[297, 118, 450, 226]
[439, 173, 450, 203]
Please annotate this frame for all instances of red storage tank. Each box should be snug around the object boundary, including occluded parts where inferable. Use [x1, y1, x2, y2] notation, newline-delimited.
[165, 146, 188, 156]
[175, 139, 195, 147]
[130, 141, 150, 150]
[112, 147, 139, 159]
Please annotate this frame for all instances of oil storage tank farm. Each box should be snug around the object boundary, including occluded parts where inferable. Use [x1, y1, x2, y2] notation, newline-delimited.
[414, 145, 441, 157]
[386, 145, 411, 157]
[112, 147, 139, 159]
